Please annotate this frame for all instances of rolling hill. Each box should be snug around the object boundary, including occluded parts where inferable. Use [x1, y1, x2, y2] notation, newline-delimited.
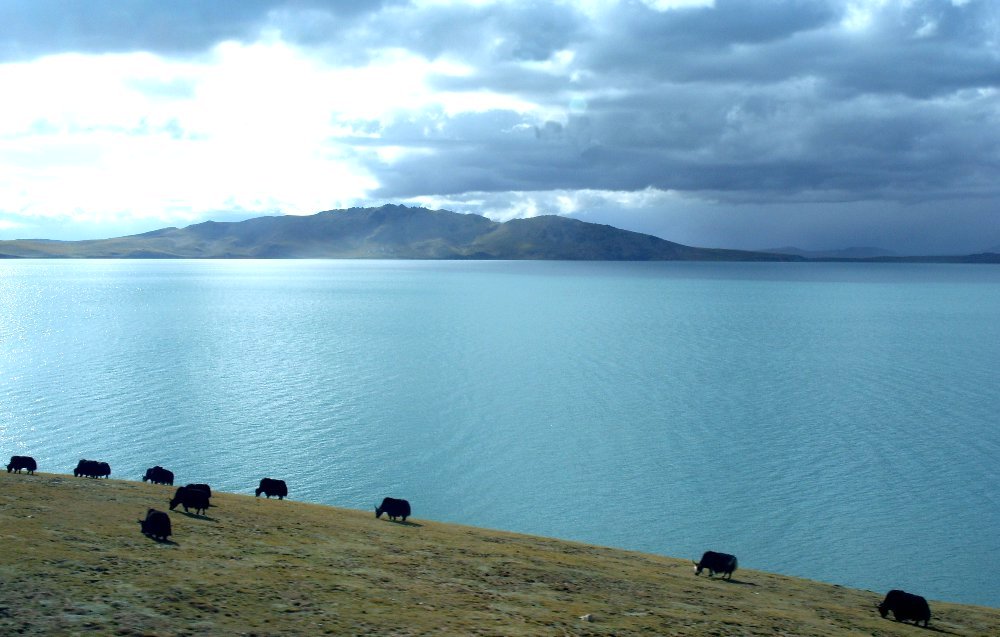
[3, 205, 997, 262]
[0, 205, 799, 261]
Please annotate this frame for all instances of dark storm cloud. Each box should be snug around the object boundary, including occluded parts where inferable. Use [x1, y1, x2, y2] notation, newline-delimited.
[361, 72, 999, 207]
[764, 2, 1000, 99]
[268, 0, 584, 71]
[574, 0, 1000, 97]
[349, 0, 1000, 210]
[593, 0, 837, 57]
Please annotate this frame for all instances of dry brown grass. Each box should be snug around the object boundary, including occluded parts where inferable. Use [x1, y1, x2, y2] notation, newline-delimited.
[0, 472, 996, 636]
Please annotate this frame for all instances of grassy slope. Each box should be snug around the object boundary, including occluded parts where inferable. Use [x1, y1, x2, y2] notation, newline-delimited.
[0, 473, 996, 636]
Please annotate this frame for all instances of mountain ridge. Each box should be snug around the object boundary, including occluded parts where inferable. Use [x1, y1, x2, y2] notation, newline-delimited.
[761, 246, 898, 259]
[0, 205, 997, 262]
[0, 205, 799, 261]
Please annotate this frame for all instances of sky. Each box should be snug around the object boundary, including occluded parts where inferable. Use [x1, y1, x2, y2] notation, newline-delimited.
[0, 0, 997, 254]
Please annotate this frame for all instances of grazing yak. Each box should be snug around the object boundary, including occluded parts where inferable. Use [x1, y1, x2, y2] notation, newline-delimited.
[255, 478, 288, 499]
[375, 497, 411, 522]
[73, 459, 111, 479]
[7, 455, 36, 475]
[169, 485, 210, 515]
[878, 589, 931, 627]
[142, 466, 174, 486]
[138, 508, 172, 542]
[693, 551, 738, 580]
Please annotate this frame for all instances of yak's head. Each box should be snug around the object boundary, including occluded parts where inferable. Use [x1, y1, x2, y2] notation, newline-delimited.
[692, 561, 704, 575]
[168, 498, 179, 511]
[375, 505, 383, 519]
[877, 602, 889, 618]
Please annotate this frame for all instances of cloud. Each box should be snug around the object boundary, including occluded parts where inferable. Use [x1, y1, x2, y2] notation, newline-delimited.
[0, 1, 414, 61]
[0, 41, 379, 229]
[0, 0, 997, 253]
[0, 217, 26, 231]
[349, 1, 1000, 211]
[0, 0, 267, 60]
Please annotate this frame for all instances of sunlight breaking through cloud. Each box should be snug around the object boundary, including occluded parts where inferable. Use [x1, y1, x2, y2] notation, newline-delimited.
[0, 0, 996, 252]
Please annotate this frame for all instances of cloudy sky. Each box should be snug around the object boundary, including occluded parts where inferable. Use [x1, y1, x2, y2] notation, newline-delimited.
[0, 0, 997, 254]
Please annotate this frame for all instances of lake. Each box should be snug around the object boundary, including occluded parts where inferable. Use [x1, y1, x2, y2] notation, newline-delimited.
[1, 259, 997, 607]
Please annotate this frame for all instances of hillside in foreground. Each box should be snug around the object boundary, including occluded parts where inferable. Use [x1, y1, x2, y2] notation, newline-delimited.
[0, 473, 997, 636]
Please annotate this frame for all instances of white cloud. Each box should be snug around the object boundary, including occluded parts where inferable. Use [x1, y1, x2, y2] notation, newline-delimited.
[0, 44, 379, 225]
[403, 187, 689, 223]
[0, 35, 553, 228]
[640, 0, 715, 11]
[840, 0, 889, 31]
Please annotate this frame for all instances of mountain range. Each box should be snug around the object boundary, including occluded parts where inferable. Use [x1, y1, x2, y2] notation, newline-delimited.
[761, 246, 898, 259]
[0, 205, 997, 262]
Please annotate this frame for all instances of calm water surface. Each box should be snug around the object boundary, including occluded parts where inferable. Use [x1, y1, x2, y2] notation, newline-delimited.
[1, 259, 997, 607]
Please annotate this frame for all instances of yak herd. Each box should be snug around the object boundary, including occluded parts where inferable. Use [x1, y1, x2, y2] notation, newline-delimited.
[7, 454, 933, 628]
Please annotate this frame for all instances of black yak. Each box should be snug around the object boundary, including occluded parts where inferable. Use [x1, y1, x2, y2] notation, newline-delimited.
[138, 508, 172, 542]
[142, 466, 174, 486]
[693, 551, 738, 580]
[375, 497, 411, 522]
[878, 589, 931, 627]
[185, 483, 212, 498]
[6, 455, 36, 475]
[73, 459, 110, 478]
[255, 478, 288, 499]
[169, 485, 210, 515]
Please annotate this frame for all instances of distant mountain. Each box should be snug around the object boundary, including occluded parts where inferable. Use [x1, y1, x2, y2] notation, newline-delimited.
[0, 205, 803, 261]
[758, 245, 1000, 263]
[1, 206, 997, 262]
[762, 246, 898, 259]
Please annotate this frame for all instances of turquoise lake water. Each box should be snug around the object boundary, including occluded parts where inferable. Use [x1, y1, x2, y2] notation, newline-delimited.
[1, 259, 997, 607]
